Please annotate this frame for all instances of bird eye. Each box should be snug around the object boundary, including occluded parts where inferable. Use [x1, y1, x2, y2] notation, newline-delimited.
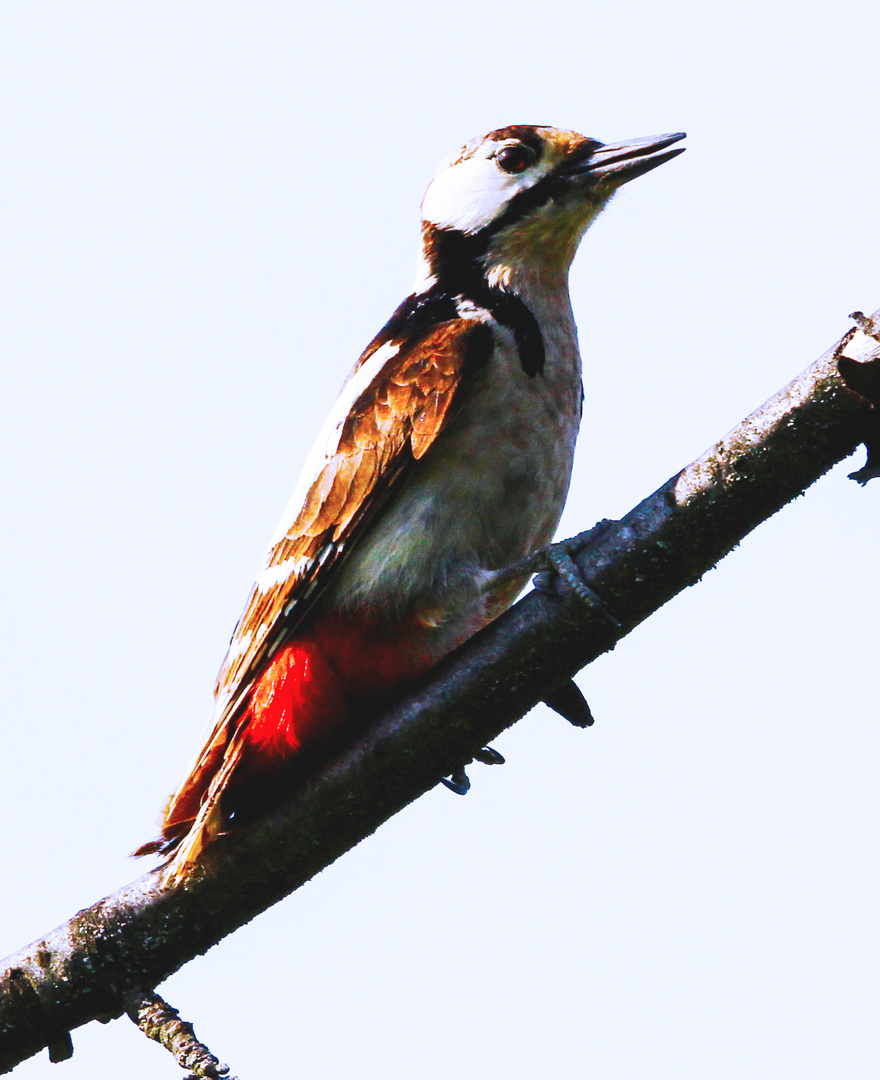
[496, 144, 535, 174]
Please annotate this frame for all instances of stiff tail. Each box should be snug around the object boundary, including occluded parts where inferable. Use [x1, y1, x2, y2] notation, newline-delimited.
[162, 737, 247, 883]
[136, 615, 435, 879]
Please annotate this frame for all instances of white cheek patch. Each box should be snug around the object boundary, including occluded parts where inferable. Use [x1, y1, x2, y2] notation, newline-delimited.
[422, 154, 539, 235]
[266, 339, 402, 548]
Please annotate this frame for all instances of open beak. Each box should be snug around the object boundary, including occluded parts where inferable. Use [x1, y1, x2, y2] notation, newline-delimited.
[576, 132, 686, 187]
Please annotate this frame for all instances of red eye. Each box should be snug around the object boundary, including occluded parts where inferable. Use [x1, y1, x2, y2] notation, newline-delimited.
[496, 144, 534, 174]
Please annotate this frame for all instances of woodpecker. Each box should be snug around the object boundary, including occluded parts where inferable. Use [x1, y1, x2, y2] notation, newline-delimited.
[139, 125, 684, 878]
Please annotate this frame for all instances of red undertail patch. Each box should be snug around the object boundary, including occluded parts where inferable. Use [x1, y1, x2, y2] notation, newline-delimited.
[241, 615, 434, 769]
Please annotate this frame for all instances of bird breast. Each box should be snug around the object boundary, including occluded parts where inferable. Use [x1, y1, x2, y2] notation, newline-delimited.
[327, 290, 583, 640]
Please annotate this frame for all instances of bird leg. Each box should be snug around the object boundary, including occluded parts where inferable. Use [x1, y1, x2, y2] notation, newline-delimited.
[440, 523, 617, 794]
[485, 520, 620, 626]
[480, 522, 622, 739]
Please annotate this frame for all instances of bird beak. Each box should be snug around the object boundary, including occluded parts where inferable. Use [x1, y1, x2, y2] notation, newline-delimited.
[572, 132, 686, 187]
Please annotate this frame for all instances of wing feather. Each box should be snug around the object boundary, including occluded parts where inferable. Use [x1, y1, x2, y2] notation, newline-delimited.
[162, 317, 491, 831]
[224, 318, 487, 692]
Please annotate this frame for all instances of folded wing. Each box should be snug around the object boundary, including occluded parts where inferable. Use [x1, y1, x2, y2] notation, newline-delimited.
[160, 316, 492, 838]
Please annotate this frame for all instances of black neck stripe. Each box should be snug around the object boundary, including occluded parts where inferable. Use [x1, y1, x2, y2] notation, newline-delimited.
[482, 289, 544, 377]
[359, 283, 543, 379]
[419, 225, 545, 377]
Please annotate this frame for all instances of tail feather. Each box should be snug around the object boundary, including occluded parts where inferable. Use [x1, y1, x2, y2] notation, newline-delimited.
[162, 718, 235, 835]
[136, 615, 437, 879]
[163, 737, 247, 883]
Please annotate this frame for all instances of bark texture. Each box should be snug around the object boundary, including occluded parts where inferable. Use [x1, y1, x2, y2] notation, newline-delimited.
[1, 312, 878, 1073]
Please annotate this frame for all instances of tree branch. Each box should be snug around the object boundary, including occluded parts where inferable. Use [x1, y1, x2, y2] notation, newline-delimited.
[2, 311, 878, 1073]
[125, 991, 233, 1080]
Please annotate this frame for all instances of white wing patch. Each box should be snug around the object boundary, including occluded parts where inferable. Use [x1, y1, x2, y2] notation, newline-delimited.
[255, 555, 312, 593]
[266, 339, 402, 551]
[223, 628, 253, 664]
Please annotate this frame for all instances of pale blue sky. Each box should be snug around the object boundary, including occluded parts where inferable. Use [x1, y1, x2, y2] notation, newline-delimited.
[2, 3, 879, 1078]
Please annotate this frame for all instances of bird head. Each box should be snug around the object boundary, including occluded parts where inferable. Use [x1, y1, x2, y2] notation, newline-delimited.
[416, 125, 684, 293]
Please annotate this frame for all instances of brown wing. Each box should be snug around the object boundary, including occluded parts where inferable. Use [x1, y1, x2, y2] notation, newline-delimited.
[161, 317, 489, 833]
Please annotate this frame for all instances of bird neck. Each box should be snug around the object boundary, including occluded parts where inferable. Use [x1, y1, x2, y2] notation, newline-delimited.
[414, 220, 574, 309]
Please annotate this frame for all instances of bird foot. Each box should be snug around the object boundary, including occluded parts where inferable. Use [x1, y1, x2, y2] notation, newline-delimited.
[530, 523, 620, 627]
[440, 745, 505, 794]
[440, 769, 470, 795]
[484, 521, 619, 626]
[472, 746, 505, 766]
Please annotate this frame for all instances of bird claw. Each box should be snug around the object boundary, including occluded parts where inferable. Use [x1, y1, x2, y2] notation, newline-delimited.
[532, 527, 620, 628]
[472, 746, 505, 765]
[440, 745, 505, 794]
[440, 769, 471, 795]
